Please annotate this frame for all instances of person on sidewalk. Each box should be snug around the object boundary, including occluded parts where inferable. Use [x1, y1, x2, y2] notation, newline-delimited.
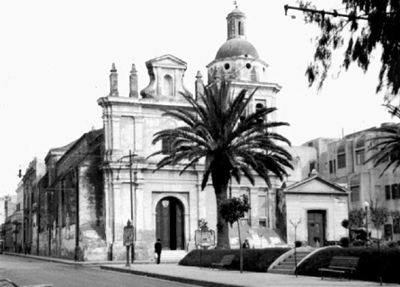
[242, 239, 250, 249]
[154, 238, 162, 264]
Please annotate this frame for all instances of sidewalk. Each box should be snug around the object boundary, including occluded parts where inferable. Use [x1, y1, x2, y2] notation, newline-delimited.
[101, 263, 397, 287]
[4, 252, 397, 287]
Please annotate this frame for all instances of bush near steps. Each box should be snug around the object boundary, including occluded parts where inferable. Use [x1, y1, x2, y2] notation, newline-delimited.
[297, 246, 400, 284]
[179, 248, 290, 272]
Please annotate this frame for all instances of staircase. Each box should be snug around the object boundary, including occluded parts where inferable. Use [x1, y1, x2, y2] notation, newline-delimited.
[268, 250, 311, 275]
[158, 250, 187, 263]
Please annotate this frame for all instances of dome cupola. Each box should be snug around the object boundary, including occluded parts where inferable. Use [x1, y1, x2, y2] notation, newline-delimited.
[207, 5, 267, 83]
[214, 5, 259, 60]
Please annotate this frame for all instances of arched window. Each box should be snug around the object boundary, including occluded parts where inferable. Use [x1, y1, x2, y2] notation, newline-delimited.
[238, 21, 243, 36]
[255, 102, 265, 124]
[162, 138, 173, 155]
[163, 75, 173, 96]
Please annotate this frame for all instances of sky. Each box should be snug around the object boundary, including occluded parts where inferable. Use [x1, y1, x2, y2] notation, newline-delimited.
[0, 0, 396, 197]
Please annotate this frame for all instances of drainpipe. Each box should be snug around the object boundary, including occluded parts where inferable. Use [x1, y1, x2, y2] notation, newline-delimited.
[74, 168, 80, 253]
[102, 98, 115, 259]
[37, 185, 40, 255]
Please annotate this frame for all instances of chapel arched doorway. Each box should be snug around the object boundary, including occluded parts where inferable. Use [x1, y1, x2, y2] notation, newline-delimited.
[155, 196, 184, 250]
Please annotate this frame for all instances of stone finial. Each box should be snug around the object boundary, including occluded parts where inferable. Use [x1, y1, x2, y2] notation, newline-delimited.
[109, 63, 119, 97]
[195, 71, 204, 100]
[129, 64, 139, 98]
[111, 63, 117, 72]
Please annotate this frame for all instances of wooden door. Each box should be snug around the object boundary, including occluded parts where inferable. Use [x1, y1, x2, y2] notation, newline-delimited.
[156, 197, 184, 250]
[307, 211, 325, 247]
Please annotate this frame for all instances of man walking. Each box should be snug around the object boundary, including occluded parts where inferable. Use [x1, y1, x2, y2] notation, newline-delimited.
[154, 238, 162, 264]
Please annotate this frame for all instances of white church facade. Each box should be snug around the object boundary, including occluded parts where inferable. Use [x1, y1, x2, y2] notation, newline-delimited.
[96, 6, 349, 261]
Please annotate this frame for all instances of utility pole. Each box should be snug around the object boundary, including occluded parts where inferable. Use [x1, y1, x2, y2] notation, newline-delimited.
[128, 150, 134, 264]
[117, 150, 137, 264]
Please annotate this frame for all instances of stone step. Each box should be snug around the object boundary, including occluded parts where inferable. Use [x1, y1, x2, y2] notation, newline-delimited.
[269, 251, 311, 275]
[278, 261, 295, 267]
[284, 257, 307, 264]
[157, 250, 187, 262]
[269, 268, 293, 275]
[274, 264, 293, 270]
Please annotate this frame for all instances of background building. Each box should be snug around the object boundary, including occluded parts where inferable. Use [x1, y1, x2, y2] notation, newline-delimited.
[304, 123, 400, 242]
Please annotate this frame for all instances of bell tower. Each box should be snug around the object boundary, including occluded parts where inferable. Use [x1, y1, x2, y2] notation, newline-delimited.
[227, 4, 246, 40]
[206, 4, 282, 128]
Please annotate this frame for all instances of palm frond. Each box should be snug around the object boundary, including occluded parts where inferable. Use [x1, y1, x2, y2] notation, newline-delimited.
[149, 80, 293, 189]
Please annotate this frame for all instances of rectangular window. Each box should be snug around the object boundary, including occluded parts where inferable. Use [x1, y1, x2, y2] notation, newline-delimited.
[241, 188, 251, 225]
[337, 153, 346, 169]
[384, 224, 393, 239]
[355, 149, 365, 165]
[258, 195, 267, 217]
[380, 148, 389, 162]
[392, 184, 399, 200]
[259, 218, 267, 227]
[161, 138, 173, 155]
[393, 218, 400, 234]
[329, 160, 334, 174]
[309, 162, 316, 174]
[385, 185, 391, 200]
[350, 186, 360, 202]
[31, 191, 36, 204]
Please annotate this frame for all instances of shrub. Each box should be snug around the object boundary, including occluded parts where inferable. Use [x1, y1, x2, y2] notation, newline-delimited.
[352, 239, 364, 246]
[179, 248, 290, 272]
[340, 237, 350, 247]
[295, 241, 302, 247]
[297, 246, 400, 284]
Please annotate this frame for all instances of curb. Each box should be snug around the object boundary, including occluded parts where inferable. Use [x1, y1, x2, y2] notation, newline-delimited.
[3, 252, 125, 266]
[100, 265, 243, 287]
[3, 252, 181, 266]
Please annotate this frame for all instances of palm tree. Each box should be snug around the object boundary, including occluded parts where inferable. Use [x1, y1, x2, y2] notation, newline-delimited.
[366, 104, 400, 175]
[148, 81, 293, 249]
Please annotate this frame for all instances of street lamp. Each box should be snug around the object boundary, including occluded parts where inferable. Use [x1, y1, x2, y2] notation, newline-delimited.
[363, 201, 370, 244]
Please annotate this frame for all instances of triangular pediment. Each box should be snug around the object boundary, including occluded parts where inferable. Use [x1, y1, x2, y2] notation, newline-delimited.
[285, 175, 348, 195]
[145, 54, 187, 69]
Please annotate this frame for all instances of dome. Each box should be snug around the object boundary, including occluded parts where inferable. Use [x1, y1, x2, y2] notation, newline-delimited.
[215, 38, 259, 60]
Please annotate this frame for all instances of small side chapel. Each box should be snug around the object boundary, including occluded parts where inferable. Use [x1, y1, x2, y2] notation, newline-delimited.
[96, 6, 349, 261]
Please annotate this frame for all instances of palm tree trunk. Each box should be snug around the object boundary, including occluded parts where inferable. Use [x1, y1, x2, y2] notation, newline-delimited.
[212, 168, 230, 249]
[238, 220, 243, 273]
[215, 190, 230, 249]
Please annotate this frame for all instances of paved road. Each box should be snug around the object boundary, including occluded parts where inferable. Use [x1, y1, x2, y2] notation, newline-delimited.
[0, 255, 195, 287]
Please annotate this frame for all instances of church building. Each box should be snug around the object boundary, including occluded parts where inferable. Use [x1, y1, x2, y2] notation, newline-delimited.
[97, 6, 293, 260]
[96, 5, 348, 261]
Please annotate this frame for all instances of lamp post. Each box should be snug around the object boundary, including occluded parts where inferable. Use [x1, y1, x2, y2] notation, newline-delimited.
[363, 201, 370, 244]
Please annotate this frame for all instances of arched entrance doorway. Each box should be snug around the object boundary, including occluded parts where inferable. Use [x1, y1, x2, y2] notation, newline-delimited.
[156, 197, 184, 250]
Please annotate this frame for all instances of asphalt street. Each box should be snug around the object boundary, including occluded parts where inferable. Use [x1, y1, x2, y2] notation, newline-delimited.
[0, 254, 194, 287]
